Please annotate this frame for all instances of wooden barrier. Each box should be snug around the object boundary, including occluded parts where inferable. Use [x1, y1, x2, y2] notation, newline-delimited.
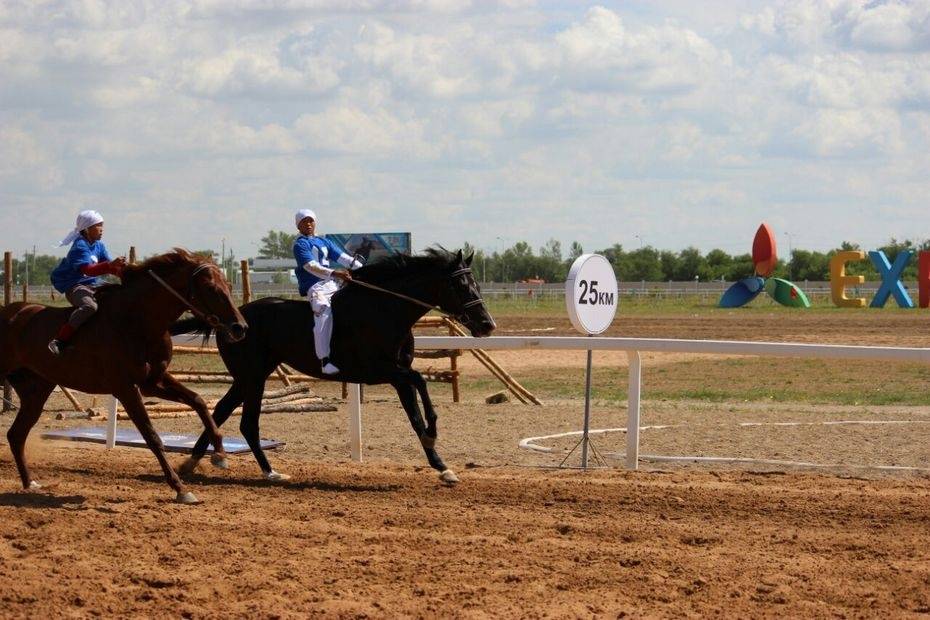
[241, 260, 251, 304]
[60, 384, 336, 420]
[2, 252, 12, 411]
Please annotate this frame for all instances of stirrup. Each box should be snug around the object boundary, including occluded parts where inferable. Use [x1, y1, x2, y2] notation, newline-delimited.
[48, 339, 63, 355]
[320, 357, 340, 375]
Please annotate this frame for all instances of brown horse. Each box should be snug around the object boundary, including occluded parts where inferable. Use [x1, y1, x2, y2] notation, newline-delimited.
[0, 249, 247, 504]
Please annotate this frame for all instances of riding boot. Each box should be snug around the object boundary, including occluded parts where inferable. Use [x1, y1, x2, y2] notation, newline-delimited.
[48, 323, 76, 355]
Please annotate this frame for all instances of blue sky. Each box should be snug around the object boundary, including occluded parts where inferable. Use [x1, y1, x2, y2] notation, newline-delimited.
[2, 0, 929, 260]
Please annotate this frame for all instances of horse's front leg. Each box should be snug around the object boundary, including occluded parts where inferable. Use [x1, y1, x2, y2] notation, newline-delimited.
[390, 371, 458, 484]
[116, 385, 199, 504]
[141, 371, 227, 469]
[409, 370, 439, 440]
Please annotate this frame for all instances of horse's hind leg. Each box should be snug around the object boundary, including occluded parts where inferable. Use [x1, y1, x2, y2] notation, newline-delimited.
[5, 371, 54, 489]
[391, 375, 457, 483]
[239, 380, 286, 481]
[142, 372, 227, 467]
[179, 381, 244, 476]
[116, 386, 198, 504]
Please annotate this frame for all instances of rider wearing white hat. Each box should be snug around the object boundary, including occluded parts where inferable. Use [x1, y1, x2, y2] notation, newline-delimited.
[48, 210, 127, 354]
[292, 209, 363, 375]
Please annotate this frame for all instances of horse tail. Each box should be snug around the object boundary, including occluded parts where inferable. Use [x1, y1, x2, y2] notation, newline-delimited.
[169, 316, 214, 344]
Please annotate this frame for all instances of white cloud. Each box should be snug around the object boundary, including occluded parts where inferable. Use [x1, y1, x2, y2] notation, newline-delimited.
[555, 6, 729, 95]
[1, 1, 929, 259]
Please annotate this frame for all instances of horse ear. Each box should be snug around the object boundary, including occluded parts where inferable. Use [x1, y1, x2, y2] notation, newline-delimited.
[456, 249, 464, 263]
[465, 251, 474, 266]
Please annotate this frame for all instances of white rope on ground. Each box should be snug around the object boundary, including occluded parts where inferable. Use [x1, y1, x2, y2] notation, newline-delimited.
[519, 421, 930, 473]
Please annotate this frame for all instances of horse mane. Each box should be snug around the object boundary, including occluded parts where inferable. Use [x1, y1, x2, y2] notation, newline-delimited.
[353, 247, 459, 285]
[95, 248, 213, 301]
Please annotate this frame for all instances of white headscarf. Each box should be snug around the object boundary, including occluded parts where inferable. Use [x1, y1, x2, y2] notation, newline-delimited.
[58, 210, 104, 247]
[294, 209, 316, 226]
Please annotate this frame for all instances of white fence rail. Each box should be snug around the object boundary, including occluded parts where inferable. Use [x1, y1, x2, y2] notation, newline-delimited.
[414, 336, 930, 470]
[99, 335, 930, 471]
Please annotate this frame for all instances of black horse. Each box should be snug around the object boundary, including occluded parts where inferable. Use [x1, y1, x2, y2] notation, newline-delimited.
[171, 248, 495, 483]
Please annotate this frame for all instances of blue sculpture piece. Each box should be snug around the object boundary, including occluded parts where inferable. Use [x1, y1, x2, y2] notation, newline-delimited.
[868, 250, 914, 308]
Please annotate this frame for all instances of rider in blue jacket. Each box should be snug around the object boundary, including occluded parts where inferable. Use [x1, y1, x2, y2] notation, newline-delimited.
[48, 210, 126, 354]
[293, 209, 362, 374]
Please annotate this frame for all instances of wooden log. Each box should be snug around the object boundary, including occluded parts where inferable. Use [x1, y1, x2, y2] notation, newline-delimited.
[55, 410, 93, 420]
[59, 387, 85, 412]
[443, 319, 542, 405]
[261, 402, 337, 414]
[117, 400, 336, 419]
[169, 374, 235, 383]
[172, 345, 220, 354]
[264, 383, 314, 399]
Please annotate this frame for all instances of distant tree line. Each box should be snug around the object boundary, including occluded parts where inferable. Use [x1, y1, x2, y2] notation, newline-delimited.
[3, 236, 927, 288]
[462, 238, 930, 284]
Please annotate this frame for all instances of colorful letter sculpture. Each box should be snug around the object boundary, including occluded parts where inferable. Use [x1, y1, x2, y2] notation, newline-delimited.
[829, 251, 866, 308]
[868, 250, 914, 308]
[718, 222, 810, 308]
[920, 251, 930, 309]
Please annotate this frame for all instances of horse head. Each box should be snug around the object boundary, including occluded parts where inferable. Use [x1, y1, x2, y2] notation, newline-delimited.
[435, 249, 496, 338]
[123, 249, 248, 342]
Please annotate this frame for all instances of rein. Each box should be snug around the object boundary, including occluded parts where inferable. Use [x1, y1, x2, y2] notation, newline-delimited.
[348, 267, 486, 320]
[148, 264, 221, 327]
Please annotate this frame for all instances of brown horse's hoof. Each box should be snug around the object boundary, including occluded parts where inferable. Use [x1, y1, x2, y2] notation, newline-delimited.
[26, 480, 43, 491]
[176, 491, 201, 504]
[210, 453, 229, 470]
[439, 469, 459, 484]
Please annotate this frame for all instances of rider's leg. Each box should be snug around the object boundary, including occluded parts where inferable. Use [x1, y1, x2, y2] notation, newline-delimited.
[49, 284, 97, 355]
[308, 281, 339, 374]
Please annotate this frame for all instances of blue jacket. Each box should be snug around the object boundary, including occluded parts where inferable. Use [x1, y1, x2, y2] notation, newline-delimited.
[293, 235, 357, 296]
[50, 238, 112, 293]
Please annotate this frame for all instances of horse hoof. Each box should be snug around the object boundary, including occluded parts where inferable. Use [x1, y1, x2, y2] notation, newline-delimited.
[439, 469, 459, 484]
[177, 457, 200, 475]
[176, 491, 201, 505]
[210, 454, 229, 470]
[262, 470, 291, 482]
[27, 480, 43, 491]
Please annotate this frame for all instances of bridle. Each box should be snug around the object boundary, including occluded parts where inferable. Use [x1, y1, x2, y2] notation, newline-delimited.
[348, 266, 488, 325]
[148, 263, 225, 328]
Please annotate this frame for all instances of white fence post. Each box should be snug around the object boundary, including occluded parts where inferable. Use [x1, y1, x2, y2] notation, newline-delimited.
[106, 395, 118, 449]
[347, 383, 362, 462]
[626, 351, 642, 470]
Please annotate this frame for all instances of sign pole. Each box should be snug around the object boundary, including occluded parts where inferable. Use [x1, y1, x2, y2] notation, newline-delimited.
[562, 254, 618, 469]
[580, 338, 593, 468]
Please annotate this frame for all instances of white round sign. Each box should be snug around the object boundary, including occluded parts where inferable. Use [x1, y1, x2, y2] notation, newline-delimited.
[565, 254, 618, 335]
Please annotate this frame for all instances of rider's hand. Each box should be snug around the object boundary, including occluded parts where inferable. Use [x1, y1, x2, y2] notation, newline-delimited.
[111, 256, 128, 276]
[333, 269, 352, 282]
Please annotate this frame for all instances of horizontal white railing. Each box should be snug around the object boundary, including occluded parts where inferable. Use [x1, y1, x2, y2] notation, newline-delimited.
[416, 337, 930, 469]
[97, 335, 930, 471]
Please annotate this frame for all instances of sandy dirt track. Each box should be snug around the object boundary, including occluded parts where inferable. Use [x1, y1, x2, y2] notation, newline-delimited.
[1, 446, 929, 618]
[2, 310, 930, 617]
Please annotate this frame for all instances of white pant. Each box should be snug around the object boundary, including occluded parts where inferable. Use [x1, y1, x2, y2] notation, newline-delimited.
[308, 279, 340, 361]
